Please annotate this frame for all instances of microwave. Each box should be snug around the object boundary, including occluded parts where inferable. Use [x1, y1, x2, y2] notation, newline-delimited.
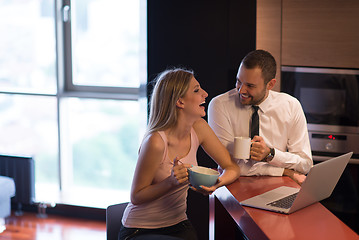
[281, 66, 359, 157]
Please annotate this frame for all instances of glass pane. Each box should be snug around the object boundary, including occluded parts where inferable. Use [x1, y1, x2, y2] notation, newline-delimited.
[0, 0, 56, 93]
[0, 94, 59, 200]
[60, 98, 146, 207]
[71, 0, 144, 88]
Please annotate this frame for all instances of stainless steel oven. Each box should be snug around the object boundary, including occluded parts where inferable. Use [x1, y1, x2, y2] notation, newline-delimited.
[281, 66, 359, 160]
[281, 66, 359, 233]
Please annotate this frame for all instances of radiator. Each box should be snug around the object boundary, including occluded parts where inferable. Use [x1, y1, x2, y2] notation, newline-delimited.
[0, 155, 35, 206]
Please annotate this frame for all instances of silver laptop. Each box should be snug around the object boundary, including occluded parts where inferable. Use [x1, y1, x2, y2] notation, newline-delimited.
[240, 152, 353, 214]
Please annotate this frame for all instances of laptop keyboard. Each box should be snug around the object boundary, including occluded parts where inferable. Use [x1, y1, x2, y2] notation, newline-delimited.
[267, 192, 299, 209]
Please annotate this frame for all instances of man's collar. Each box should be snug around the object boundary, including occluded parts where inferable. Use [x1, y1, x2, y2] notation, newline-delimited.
[257, 90, 272, 113]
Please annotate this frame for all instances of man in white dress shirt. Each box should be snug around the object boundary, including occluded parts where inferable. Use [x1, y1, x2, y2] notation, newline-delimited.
[208, 50, 313, 184]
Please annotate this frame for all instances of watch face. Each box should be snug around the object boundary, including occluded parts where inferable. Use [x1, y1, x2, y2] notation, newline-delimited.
[266, 154, 274, 162]
[270, 147, 275, 156]
[266, 148, 274, 162]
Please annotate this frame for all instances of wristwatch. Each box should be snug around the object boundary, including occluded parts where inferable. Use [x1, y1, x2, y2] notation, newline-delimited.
[264, 148, 275, 162]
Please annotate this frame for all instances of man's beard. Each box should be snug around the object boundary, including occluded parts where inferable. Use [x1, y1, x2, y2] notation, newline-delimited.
[239, 88, 266, 105]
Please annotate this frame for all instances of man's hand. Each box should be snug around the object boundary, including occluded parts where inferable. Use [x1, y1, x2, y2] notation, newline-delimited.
[250, 136, 270, 161]
[283, 169, 306, 185]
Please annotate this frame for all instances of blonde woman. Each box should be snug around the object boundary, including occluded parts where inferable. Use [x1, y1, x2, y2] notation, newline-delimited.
[119, 68, 240, 240]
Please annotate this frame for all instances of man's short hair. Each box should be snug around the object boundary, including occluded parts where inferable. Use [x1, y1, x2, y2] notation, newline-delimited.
[241, 49, 277, 84]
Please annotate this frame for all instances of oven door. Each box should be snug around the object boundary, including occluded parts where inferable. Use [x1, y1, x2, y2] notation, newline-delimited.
[281, 66, 359, 133]
[281, 67, 359, 156]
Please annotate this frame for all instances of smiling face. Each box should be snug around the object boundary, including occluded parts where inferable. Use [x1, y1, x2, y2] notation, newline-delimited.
[178, 77, 208, 118]
[236, 65, 272, 106]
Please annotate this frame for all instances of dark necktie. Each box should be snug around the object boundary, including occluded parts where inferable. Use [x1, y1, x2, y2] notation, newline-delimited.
[251, 106, 259, 139]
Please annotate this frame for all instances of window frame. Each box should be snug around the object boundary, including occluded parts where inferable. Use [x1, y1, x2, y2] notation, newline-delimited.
[0, 0, 146, 207]
[55, 0, 147, 192]
[57, 0, 144, 100]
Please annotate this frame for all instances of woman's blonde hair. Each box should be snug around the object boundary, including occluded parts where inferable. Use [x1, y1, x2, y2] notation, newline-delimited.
[146, 68, 194, 136]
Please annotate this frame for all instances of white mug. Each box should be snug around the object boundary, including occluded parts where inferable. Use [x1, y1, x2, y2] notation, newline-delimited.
[233, 137, 251, 159]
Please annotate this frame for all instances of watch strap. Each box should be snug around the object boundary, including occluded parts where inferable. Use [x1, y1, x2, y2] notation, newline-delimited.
[264, 148, 275, 162]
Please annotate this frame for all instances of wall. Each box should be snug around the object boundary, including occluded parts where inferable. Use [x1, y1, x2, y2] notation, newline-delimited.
[147, 1, 256, 239]
[148, 1, 256, 105]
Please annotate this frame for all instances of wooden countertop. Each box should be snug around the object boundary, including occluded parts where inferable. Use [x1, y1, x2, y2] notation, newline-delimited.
[211, 176, 359, 240]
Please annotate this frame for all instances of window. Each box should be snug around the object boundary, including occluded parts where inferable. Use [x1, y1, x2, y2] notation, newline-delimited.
[0, 0, 147, 208]
[0, 0, 57, 94]
[70, 0, 143, 88]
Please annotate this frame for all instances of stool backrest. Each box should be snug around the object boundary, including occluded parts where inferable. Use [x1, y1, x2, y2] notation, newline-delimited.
[106, 202, 128, 240]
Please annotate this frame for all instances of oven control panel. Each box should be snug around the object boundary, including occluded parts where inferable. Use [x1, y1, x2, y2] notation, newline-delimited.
[309, 131, 359, 155]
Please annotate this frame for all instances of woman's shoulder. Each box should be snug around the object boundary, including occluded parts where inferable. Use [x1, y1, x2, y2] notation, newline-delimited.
[141, 131, 166, 153]
[193, 118, 208, 129]
[192, 118, 211, 143]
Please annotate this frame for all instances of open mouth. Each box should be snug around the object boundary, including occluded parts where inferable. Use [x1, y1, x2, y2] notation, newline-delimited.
[199, 101, 206, 107]
[240, 94, 252, 102]
[241, 93, 250, 99]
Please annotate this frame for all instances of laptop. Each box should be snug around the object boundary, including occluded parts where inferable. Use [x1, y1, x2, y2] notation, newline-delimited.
[240, 152, 353, 214]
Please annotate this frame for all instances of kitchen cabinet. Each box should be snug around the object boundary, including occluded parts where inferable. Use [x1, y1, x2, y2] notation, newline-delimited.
[281, 0, 359, 68]
[257, 0, 282, 91]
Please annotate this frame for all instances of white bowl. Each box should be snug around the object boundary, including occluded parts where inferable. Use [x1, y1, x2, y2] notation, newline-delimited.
[188, 166, 219, 188]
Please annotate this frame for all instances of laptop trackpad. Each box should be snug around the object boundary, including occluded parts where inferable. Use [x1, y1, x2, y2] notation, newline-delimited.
[259, 191, 284, 200]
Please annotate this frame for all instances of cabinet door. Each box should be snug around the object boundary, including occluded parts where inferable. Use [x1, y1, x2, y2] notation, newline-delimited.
[282, 0, 359, 68]
[257, 0, 282, 91]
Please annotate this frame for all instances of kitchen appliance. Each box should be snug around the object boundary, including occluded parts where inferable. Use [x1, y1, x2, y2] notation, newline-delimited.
[281, 66, 359, 159]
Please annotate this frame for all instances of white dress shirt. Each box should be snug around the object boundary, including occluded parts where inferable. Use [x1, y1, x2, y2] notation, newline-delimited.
[208, 89, 313, 176]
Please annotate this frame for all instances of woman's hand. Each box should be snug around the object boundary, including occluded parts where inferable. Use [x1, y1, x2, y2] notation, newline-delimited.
[190, 177, 222, 195]
[170, 157, 191, 186]
[193, 119, 241, 189]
